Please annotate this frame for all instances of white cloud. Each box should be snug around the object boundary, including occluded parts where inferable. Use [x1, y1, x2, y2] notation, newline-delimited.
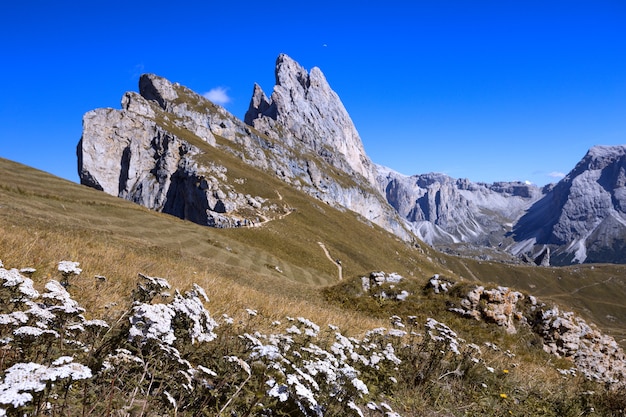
[203, 87, 231, 105]
[548, 171, 566, 179]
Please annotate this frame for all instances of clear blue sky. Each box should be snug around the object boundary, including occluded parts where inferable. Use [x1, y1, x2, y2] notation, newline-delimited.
[1, 1, 625, 186]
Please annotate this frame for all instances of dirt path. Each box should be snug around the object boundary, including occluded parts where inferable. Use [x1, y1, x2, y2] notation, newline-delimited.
[317, 241, 342, 281]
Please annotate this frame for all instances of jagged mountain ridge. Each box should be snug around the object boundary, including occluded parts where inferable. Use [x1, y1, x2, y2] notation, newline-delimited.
[78, 55, 411, 239]
[78, 54, 626, 265]
[510, 145, 626, 264]
[376, 166, 544, 246]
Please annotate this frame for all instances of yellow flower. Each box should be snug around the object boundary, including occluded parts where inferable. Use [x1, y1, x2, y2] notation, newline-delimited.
[500, 393, 508, 399]
[503, 369, 509, 374]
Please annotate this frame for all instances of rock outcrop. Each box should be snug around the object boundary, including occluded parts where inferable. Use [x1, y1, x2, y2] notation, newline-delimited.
[432, 282, 626, 386]
[511, 145, 626, 264]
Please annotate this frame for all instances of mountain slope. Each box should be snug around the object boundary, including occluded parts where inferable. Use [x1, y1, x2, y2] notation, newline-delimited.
[511, 145, 626, 265]
[77, 54, 626, 267]
[377, 167, 543, 247]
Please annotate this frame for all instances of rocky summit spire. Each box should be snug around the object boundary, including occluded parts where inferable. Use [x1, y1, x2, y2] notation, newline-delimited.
[245, 54, 376, 185]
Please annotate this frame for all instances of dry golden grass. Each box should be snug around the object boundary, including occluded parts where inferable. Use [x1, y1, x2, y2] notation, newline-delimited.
[0, 157, 396, 335]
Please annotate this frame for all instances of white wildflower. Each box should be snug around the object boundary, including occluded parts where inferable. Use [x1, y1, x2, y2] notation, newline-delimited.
[382, 343, 401, 365]
[197, 365, 217, 377]
[139, 273, 170, 290]
[246, 308, 258, 317]
[0, 268, 39, 299]
[170, 289, 218, 343]
[0, 362, 46, 408]
[43, 358, 92, 382]
[286, 374, 317, 408]
[252, 344, 283, 361]
[387, 329, 407, 338]
[367, 402, 380, 410]
[486, 366, 495, 373]
[0, 311, 28, 325]
[42, 281, 85, 314]
[370, 353, 381, 366]
[57, 261, 81, 276]
[0, 358, 91, 409]
[390, 315, 404, 328]
[297, 317, 320, 335]
[164, 391, 177, 408]
[286, 325, 301, 335]
[191, 283, 209, 302]
[348, 400, 364, 417]
[267, 379, 289, 402]
[129, 303, 176, 345]
[351, 377, 369, 395]
[226, 356, 251, 376]
[364, 327, 386, 338]
[13, 326, 59, 339]
[84, 319, 109, 329]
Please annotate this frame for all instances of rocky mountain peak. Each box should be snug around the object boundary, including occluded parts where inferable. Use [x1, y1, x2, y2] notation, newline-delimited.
[245, 54, 376, 185]
[511, 144, 626, 264]
[138, 73, 179, 111]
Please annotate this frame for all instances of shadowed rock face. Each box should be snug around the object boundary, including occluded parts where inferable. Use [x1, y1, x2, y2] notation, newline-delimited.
[511, 146, 626, 264]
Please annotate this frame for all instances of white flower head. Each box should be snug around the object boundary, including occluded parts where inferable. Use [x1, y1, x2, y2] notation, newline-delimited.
[57, 261, 82, 276]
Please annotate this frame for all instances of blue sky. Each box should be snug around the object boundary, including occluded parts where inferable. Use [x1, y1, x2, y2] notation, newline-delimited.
[1, 1, 625, 186]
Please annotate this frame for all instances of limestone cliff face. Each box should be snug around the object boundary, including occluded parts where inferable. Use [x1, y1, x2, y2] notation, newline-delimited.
[245, 54, 377, 186]
[511, 145, 626, 264]
[376, 166, 543, 247]
[78, 83, 287, 228]
[78, 57, 412, 240]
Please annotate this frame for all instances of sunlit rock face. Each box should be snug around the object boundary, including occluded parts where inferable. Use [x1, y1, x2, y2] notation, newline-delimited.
[245, 54, 377, 186]
[376, 166, 543, 247]
[511, 145, 626, 265]
[78, 57, 412, 239]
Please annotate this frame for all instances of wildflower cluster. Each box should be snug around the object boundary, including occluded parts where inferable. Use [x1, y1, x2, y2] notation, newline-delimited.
[0, 260, 406, 416]
[4, 257, 622, 416]
[0, 262, 103, 415]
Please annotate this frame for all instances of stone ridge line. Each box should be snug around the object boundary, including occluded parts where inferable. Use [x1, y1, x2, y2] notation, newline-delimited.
[317, 241, 342, 281]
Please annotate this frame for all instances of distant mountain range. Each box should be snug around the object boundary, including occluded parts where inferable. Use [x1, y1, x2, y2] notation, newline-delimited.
[78, 54, 626, 265]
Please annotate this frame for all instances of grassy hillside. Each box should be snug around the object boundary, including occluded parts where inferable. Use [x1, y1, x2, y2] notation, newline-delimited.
[2, 157, 626, 416]
[0, 156, 440, 328]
